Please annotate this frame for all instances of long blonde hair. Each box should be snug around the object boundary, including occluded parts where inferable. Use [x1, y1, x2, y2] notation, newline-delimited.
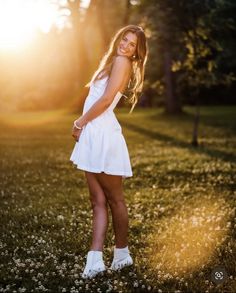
[89, 25, 148, 112]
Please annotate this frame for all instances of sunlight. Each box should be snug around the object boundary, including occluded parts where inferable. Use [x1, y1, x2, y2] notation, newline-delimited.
[32, 1, 58, 34]
[147, 196, 231, 279]
[80, 0, 90, 8]
[0, 109, 70, 127]
[0, 1, 34, 49]
[0, 0, 59, 50]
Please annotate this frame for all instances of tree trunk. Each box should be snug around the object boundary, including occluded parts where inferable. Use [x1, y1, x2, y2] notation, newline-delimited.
[191, 94, 200, 146]
[96, 0, 110, 51]
[68, 0, 90, 91]
[164, 47, 182, 114]
[123, 0, 131, 25]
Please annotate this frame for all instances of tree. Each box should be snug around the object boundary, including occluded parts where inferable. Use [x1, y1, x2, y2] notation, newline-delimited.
[138, 0, 184, 114]
[172, 0, 236, 145]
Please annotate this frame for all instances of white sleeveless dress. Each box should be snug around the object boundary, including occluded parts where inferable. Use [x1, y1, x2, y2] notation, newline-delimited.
[69, 76, 133, 178]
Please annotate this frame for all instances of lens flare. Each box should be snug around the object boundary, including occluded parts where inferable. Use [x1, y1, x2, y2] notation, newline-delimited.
[146, 196, 231, 279]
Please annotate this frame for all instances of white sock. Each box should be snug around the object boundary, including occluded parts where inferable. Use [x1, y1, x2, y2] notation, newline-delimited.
[113, 246, 130, 260]
[86, 250, 103, 265]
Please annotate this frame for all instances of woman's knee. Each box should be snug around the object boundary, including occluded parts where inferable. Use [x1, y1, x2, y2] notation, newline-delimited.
[89, 192, 107, 209]
[107, 195, 126, 208]
[85, 172, 108, 208]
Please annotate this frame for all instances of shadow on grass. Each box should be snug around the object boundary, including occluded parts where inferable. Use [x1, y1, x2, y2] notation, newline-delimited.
[120, 120, 236, 164]
[150, 107, 236, 134]
[129, 163, 235, 193]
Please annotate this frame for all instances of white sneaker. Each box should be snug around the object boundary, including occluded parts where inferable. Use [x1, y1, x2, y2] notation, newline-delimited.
[82, 251, 106, 279]
[110, 246, 133, 271]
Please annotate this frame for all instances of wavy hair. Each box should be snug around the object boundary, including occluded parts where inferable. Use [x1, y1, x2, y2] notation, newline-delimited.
[88, 25, 148, 112]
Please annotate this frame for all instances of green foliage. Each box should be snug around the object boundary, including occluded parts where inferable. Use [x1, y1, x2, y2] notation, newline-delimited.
[137, 0, 236, 100]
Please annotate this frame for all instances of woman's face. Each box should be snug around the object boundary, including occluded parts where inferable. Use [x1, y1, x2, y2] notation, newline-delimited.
[117, 32, 137, 58]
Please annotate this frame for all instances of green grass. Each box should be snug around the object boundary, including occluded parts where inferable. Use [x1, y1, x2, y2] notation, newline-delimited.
[0, 106, 235, 292]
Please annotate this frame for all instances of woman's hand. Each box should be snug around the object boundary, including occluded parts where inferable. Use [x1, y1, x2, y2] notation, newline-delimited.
[72, 127, 82, 142]
[71, 120, 83, 142]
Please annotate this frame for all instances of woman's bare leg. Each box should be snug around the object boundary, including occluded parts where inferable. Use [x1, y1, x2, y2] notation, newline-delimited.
[85, 171, 109, 251]
[95, 173, 128, 248]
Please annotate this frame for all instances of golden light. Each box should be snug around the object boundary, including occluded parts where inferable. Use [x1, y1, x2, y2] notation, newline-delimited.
[146, 196, 232, 279]
[0, 0, 60, 50]
[0, 109, 71, 127]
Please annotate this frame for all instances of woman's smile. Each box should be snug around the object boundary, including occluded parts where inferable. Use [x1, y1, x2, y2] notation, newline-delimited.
[117, 32, 137, 58]
[118, 46, 129, 55]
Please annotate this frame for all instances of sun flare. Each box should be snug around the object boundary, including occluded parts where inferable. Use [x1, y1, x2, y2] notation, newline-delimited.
[146, 196, 230, 279]
[0, 0, 59, 50]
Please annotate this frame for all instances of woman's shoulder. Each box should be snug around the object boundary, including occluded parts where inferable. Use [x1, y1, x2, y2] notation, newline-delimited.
[112, 55, 132, 71]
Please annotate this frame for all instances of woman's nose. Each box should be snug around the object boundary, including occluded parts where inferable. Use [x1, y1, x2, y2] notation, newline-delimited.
[123, 42, 128, 49]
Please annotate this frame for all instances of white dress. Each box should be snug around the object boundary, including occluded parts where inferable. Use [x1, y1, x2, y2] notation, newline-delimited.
[69, 75, 133, 178]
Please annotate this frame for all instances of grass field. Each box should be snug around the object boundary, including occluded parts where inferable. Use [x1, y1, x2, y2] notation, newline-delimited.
[0, 106, 235, 292]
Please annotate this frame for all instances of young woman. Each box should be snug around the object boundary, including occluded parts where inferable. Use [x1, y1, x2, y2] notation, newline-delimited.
[70, 24, 148, 279]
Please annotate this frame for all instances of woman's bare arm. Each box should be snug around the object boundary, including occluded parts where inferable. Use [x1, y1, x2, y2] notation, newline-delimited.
[75, 56, 131, 128]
